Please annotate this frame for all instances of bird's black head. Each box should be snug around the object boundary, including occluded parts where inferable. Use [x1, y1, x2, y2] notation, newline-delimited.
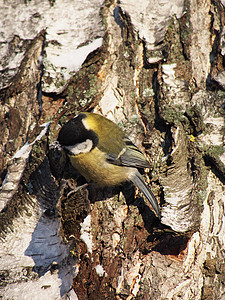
[57, 113, 98, 149]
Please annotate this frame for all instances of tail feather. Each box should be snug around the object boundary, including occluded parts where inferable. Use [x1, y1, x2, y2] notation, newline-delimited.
[130, 171, 161, 219]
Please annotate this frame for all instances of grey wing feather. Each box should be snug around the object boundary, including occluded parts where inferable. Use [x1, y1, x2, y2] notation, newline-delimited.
[130, 171, 161, 219]
[120, 147, 151, 168]
[106, 137, 160, 218]
[106, 137, 151, 168]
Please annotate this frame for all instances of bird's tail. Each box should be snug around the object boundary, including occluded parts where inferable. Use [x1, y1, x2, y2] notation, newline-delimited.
[130, 171, 161, 219]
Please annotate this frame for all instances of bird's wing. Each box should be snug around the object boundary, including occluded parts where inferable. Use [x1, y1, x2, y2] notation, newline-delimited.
[88, 114, 150, 169]
[102, 137, 151, 169]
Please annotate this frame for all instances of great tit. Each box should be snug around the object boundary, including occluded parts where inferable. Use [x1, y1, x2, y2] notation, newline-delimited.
[57, 112, 160, 218]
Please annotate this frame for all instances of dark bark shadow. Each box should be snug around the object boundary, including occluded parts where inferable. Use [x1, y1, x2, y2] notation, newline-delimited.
[203, 153, 225, 185]
[87, 181, 190, 257]
[62, 168, 192, 258]
[24, 157, 77, 297]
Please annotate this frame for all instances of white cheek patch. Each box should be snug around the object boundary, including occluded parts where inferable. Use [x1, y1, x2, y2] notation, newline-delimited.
[65, 139, 93, 155]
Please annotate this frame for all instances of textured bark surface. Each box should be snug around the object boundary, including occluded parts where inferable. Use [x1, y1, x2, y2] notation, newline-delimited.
[0, 0, 225, 299]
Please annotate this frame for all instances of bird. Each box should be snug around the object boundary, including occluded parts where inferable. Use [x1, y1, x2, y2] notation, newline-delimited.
[57, 112, 160, 218]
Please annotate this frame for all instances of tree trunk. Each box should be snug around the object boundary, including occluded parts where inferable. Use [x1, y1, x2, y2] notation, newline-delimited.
[0, 0, 225, 299]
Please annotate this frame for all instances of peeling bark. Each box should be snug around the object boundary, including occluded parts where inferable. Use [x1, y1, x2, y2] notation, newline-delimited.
[1, 0, 225, 299]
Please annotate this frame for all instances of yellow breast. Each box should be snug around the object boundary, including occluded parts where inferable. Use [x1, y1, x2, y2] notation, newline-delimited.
[69, 147, 131, 187]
